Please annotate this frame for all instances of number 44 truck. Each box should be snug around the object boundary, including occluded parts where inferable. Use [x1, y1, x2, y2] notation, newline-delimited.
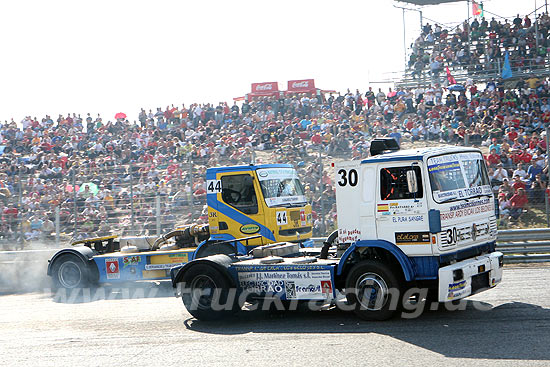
[171, 139, 504, 321]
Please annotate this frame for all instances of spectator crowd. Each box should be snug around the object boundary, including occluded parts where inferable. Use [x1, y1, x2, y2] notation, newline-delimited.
[410, 12, 550, 80]
[2, 13, 550, 245]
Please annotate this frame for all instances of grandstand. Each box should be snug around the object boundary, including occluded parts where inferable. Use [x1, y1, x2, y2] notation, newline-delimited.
[395, 1, 550, 88]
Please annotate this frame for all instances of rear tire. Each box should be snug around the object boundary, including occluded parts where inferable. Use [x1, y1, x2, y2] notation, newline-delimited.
[51, 254, 91, 290]
[345, 260, 402, 321]
[181, 264, 239, 321]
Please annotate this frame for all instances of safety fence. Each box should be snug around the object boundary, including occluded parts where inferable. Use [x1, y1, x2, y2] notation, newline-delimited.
[0, 149, 334, 249]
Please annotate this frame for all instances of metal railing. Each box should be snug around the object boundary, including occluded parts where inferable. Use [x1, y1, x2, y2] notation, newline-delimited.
[312, 228, 550, 264]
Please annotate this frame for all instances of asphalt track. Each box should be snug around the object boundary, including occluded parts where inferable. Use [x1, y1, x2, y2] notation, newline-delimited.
[1, 266, 549, 367]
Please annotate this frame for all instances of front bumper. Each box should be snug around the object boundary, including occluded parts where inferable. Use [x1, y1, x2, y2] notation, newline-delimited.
[438, 251, 503, 302]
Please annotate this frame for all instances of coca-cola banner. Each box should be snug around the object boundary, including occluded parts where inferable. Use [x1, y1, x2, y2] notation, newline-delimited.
[251, 82, 279, 93]
[287, 79, 315, 92]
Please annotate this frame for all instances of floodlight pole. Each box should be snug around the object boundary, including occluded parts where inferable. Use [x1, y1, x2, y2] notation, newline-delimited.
[394, 5, 424, 72]
[403, 8, 407, 67]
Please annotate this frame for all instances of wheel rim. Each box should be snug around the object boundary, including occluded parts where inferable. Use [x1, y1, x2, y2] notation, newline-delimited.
[58, 261, 82, 288]
[355, 272, 389, 311]
[189, 275, 217, 310]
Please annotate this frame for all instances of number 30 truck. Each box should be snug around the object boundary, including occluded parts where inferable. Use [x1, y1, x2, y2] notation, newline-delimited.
[171, 139, 503, 320]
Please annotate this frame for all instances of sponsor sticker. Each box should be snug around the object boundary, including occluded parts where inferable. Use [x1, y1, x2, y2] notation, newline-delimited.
[447, 279, 467, 299]
[377, 204, 389, 212]
[145, 263, 185, 271]
[395, 232, 431, 245]
[237, 270, 332, 299]
[122, 255, 140, 267]
[105, 258, 120, 279]
[240, 223, 260, 234]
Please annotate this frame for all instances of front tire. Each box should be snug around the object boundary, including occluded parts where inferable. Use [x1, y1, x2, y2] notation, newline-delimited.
[345, 260, 402, 321]
[181, 264, 239, 321]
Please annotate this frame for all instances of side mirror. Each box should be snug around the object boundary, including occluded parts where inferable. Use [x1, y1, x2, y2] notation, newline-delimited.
[406, 170, 418, 194]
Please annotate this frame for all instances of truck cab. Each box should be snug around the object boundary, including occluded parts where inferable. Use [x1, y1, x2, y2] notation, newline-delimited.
[335, 140, 501, 302]
[171, 141, 503, 321]
[206, 164, 313, 252]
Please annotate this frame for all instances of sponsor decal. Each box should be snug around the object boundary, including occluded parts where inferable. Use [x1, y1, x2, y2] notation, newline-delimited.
[395, 232, 430, 245]
[428, 161, 461, 173]
[240, 223, 260, 234]
[256, 84, 273, 91]
[105, 258, 120, 279]
[266, 196, 307, 207]
[288, 79, 315, 90]
[321, 280, 333, 295]
[146, 253, 190, 271]
[292, 81, 309, 88]
[145, 263, 185, 271]
[122, 255, 140, 267]
[440, 198, 494, 221]
[447, 279, 467, 299]
[237, 269, 332, 299]
[338, 228, 361, 243]
[300, 209, 306, 226]
[377, 204, 389, 212]
[285, 281, 296, 298]
[428, 152, 482, 165]
[251, 82, 279, 93]
[392, 215, 424, 223]
[256, 168, 297, 181]
[378, 202, 423, 215]
[434, 185, 492, 202]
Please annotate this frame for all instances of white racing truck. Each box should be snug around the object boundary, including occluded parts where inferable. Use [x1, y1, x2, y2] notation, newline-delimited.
[171, 139, 503, 320]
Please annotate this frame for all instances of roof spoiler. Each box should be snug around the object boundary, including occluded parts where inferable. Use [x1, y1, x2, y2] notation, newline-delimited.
[370, 138, 400, 156]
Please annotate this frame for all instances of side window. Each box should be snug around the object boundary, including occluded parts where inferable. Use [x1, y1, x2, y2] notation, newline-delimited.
[380, 166, 423, 200]
[221, 174, 258, 214]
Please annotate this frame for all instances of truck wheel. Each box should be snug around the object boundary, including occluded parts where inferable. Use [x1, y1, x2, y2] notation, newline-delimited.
[51, 254, 91, 290]
[195, 241, 237, 258]
[181, 264, 238, 321]
[345, 260, 402, 321]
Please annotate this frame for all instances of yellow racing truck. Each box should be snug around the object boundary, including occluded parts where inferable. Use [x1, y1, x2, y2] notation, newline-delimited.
[47, 164, 313, 289]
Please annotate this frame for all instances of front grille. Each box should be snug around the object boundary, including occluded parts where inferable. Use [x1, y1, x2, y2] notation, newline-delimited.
[279, 227, 311, 236]
[489, 217, 498, 234]
[471, 272, 490, 294]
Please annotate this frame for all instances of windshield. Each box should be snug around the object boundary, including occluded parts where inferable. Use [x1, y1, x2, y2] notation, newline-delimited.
[428, 152, 491, 203]
[256, 167, 307, 207]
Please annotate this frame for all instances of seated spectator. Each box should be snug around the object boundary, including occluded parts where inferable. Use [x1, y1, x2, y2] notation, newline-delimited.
[509, 187, 528, 221]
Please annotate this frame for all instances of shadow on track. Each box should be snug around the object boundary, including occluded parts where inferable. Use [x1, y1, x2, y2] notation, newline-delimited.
[182, 300, 550, 361]
[46, 281, 175, 303]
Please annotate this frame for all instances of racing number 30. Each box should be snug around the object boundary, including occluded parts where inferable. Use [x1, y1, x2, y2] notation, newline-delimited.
[338, 169, 358, 187]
